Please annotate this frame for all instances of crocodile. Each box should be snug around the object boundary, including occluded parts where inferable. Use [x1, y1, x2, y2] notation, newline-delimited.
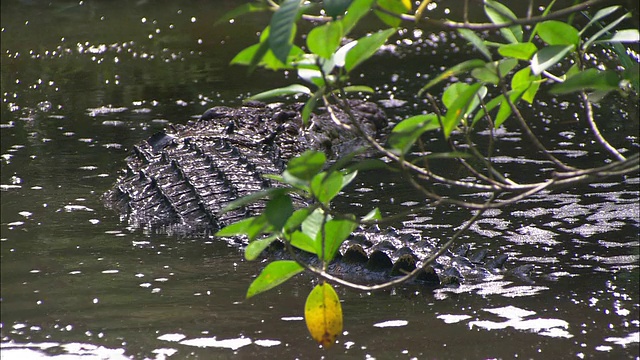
[104, 100, 516, 285]
[103, 100, 386, 233]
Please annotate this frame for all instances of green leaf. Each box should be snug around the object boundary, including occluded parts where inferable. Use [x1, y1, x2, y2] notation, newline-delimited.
[317, 218, 357, 262]
[216, 217, 257, 237]
[341, 170, 358, 189]
[311, 171, 344, 204]
[472, 93, 504, 126]
[511, 67, 541, 103]
[298, 67, 326, 87]
[338, 85, 375, 93]
[580, 5, 620, 35]
[346, 158, 391, 172]
[284, 208, 311, 233]
[290, 230, 317, 253]
[537, 20, 579, 46]
[215, 3, 269, 26]
[231, 42, 265, 66]
[269, 0, 302, 64]
[334, 41, 357, 67]
[411, 151, 472, 161]
[442, 83, 483, 138]
[582, 12, 632, 51]
[362, 207, 382, 222]
[530, 45, 574, 75]
[550, 69, 620, 94]
[221, 188, 287, 213]
[418, 59, 486, 95]
[307, 21, 344, 59]
[345, 28, 396, 72]
[374, 0, 407, 27]
[595, 29, 640, 45]
[217, 215, 270, 241]
[495, 89, 524, 127]
[265, 194, 294, 230]
[458, 28, 492, 61]
[324, 0, 353, 19]
[302, 90, 322, 125]
[247, 260, 304, 298]
[248, 84, 311, 101]
[340, 0, 375, 34]
[285, 150, 327, 181]
[302, 208, 327, 241]
[388, 114, 439, 155]
[245, 236, 279, 261]
[484, 0, 522, 43]
[471, 65, 499, 85]
[498, 42, 537, 60]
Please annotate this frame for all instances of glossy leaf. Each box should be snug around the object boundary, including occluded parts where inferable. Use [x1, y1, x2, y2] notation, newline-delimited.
[284, 208, 311, 233]
[246, 260, 304, 298]
[316, 218, 357, 262]
[582, 12, 631, 51]
[472, 93, 504, 126]
[311, 171, 344, 205]
[339, 85, 375, 93]
[290, 230, 316, 253]
[362, 207, 382, 222]
[375, 0, 408, 27]
[511, 67, 541, 104]
[471, 66, 499, 84]
[442, 83, 483, 138]
[484, 0, 522, 43]
[215, 3, 269, 26]
[248, 84, 311, 101]
[550, 69, 620, 94]
[530, 45, 574, 75]
[458, 28, 492, 61]
[298, 67, 326, 87]
[216, 217, 257, 237]
[595, 29, 640, 45]
[245, 236, 279, 261]
[498, 42, 537, 60]
[495, 89, 524, 127]
[302, 90, 322, 125]
[221, 188, 287, 213]
[345, 28, 396, 72]
[388, 114, 439, 154]
[537, 20, 579, 46]
[346, 158, 391, 172]
[269, 0, 302, 64]
[302, 208, 326, 241]
[580, 5, 620, 35]
[418, 59, 486, 94]
[307, 21, 344, 59]
[341, 170, 358, 189]
[340, 0, 375, 35]
[285, 150, 326, 181]
[265, 193, 294, 230]
[305, 282, 343, 348]
[324, 0, 353, 19]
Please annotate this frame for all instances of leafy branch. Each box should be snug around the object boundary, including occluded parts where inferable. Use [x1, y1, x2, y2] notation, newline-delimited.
[214, 0, 639, 348]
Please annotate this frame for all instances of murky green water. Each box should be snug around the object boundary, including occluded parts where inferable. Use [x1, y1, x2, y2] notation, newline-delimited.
[2, 1, 639, 359]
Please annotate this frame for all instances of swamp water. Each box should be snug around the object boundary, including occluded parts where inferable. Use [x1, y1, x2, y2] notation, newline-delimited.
[1, 1, 638, 359]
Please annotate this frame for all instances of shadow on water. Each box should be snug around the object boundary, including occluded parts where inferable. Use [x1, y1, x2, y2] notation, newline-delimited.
[1, 1, 639, 358]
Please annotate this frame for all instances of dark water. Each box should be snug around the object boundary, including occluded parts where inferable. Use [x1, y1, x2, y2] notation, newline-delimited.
[1, 1, 639, 359]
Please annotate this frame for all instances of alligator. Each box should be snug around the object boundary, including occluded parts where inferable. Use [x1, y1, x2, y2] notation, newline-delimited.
[104, 100, 517, 286]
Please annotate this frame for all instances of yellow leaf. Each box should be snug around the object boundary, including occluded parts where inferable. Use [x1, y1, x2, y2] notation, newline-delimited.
[304, 282, 343, 348]
[401, 0, 412, 11]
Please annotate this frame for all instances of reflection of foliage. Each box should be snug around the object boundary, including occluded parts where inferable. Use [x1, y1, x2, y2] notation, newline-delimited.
[215, 0, 639, 347]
